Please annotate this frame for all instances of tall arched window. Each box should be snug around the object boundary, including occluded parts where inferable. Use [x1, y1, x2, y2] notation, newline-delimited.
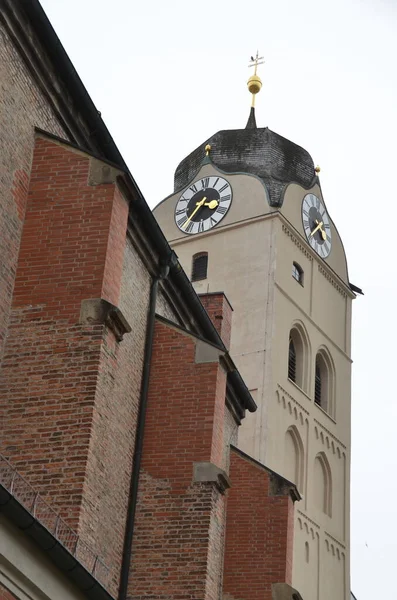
[292, 262, 304, 286]
[288, 324, 310, 392]
[288, 338, 297, 382]
[191, 252, 208, 281]
[314, 348, 335, 417]
[314, 453, 332, 516]
[284, 426, 304, 491]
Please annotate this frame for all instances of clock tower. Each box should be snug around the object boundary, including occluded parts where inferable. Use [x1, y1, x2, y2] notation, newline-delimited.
[153, 60, 355, 600]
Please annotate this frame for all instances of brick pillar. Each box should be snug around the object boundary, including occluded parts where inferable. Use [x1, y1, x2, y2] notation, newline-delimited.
[130, 316, 230, 600]
[223, 447, 299, 600]
[199, 292, 233, 349]
[0, 134, 132, 595]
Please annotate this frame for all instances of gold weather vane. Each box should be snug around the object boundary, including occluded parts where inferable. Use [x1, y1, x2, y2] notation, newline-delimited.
[248, 51, 264, 107]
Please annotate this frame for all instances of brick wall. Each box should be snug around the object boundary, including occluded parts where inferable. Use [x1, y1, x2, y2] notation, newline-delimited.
[223, 448, 296, 600]
[130, 318, 230, 600]
[0, 135, 142, 595]
[199, 293, 233, 349]
[0, 23, 66, 364]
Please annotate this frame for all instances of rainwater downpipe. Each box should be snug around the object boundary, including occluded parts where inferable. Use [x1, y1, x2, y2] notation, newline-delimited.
[118, 259, 171, 600]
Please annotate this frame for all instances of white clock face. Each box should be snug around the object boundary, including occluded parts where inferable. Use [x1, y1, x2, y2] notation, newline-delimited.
[302, 194, 332, 258]
[174, 176, 232, 235]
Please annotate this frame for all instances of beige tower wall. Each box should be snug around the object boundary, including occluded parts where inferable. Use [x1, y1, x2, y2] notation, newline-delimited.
[153, 161, 354, 600]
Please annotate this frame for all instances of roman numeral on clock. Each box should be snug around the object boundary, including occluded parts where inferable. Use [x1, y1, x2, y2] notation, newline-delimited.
[189, 184, 198, 194]
[219, 183, 229, 193]
[198, 221, 204, 233]
[217, 206, 227, 215]
[220, 194, 231, 203]
[177, 217, 187, 228]
[185, 221, 194, 233]
[201, 178, 210, 189]
[175, 209, 186, 216]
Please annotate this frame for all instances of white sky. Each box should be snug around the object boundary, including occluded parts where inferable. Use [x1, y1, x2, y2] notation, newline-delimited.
[40, 0, 397, 597]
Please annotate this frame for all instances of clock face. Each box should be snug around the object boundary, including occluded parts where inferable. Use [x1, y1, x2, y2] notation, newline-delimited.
[302, 194, 332, 258]
[174, 176, 232, 235]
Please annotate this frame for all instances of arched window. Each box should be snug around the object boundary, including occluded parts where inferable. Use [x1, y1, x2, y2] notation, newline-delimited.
[292, 262, 304, 286]
[314, 349, 335, 417]
[315, 360, 322, 406]
[191, 252, 208, 282]
[284, 426, 304, 491]
[288, 324, 310, 392]
[314, 453, 332, 516]
[288, 338, 297, 382]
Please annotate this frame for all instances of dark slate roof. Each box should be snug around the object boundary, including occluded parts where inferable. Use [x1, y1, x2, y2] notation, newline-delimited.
[174, 114, 317, 207]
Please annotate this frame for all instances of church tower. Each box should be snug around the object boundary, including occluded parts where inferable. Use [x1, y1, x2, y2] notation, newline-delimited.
[153, 56, 355, 600]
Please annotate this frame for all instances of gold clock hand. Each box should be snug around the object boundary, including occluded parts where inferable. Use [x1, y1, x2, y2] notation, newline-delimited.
[310, 219, 324, 237]
[204, 200, 218, 209]
[183, 197, 206, 228]
[317, 220, 327, 241]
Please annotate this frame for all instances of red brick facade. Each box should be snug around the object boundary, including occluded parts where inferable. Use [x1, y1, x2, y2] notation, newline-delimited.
[130, 317, 231, 599]
[199, 293, 233, 350]
[0, 23, 66, 363]
[0, 135, 134, 596]
[0, 7, 301, 600]
[223, 448, 297, 600]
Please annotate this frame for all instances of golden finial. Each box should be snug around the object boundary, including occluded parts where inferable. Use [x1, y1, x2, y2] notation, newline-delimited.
[205, 144, 211, 156]
[248, 51, 264, 107]
[315, 165, 321, 174]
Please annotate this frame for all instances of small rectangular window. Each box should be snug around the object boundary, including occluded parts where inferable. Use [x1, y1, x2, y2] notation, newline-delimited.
[192, 253, 208, 281]
[292, 262, 304, 286]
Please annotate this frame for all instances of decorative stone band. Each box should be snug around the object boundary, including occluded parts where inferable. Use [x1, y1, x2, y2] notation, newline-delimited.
[80, 298, 131, 341]
[193, 462, 231, 495]
[318, 264, 348, 298]
[282, 224, 313, 261]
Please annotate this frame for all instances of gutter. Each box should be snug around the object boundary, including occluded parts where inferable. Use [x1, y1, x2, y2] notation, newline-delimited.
[118, 258, 172, 600]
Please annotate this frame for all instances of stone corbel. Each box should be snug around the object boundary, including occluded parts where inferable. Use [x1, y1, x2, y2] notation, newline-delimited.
[193, 462, 231, 495]
[272, 583, 304, 600]
[80, 298, 131, 342]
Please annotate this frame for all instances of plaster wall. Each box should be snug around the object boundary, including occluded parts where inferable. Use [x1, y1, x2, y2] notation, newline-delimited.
[153, 162, 353, 600]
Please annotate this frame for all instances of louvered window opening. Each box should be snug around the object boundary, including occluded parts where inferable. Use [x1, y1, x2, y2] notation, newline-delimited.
[315, 363, 322, 405]
[292, 262, 304, 285]
[288, 339, 296, 382]
[192, 254, 208, 282]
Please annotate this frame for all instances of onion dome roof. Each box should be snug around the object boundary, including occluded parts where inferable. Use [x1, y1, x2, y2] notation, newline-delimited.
[174, 109, 316, 207]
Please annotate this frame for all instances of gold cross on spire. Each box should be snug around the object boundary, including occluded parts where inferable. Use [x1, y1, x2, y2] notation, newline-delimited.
[247, 51, 264, 107]
[248, 51, 265, 75]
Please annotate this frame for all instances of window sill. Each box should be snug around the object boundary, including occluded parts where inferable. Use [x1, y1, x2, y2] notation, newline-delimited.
[314, 401, 336, 424]
[292, 277, 304, 287]
[287, 378, 311, 402]
[287, 379, 337, 424]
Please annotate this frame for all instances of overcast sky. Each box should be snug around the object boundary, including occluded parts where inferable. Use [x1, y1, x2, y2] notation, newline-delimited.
[40, 0, 397, 597]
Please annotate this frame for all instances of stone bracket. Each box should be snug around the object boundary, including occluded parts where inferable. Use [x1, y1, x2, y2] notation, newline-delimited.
[272, 583, 303, 600]
[80, 298, 131, 342]
[193, 462, 231, 495]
